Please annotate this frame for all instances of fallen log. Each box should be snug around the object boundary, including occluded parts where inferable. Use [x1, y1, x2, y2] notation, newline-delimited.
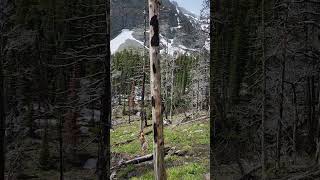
[111, 147, 172, 170]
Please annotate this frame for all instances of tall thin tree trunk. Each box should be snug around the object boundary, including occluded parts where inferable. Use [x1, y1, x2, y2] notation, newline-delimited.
[98, 0, 111, 179]
[52, 1, 63, 177]
[276, 19, 287, 169]
[292, 84, 298, 163]
[141, 0, 147, 130]
[170, 58, 174, 121]
[91, 97, 95, 126]
[128, 96, 131, 124]
[0, 22, 5, 180]
[141, 72, 146, 129]
[148, 0, 166, 179]
[210, 1, 217, 178]
[261, 0, 267, 178]
[315, 81, 320, 165]
[59, 115, 64, 180]
[197, 80, 200, 111]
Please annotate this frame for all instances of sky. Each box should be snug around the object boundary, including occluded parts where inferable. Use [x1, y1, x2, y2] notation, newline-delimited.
[173, 0, 204, 16]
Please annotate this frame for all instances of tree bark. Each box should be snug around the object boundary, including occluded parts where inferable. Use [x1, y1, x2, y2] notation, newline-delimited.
[276, 16, 287, 169]
[97, 0, 111, 179]
[316, 86, 320, 165]
[148, 0, 167, 179]
[170, 57, 175, 120]
[140, 3, 148, 132]
[141, 1, 147, 130]
[59, 115, 64, 180]
[0, 18, 5, 180]
[141, 71, 146, 130]
[292, 84, 298, 163]
[261, 0, 267, 178]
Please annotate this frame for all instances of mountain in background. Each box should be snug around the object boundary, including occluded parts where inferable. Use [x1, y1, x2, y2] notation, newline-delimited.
[110, 0, 209, 55]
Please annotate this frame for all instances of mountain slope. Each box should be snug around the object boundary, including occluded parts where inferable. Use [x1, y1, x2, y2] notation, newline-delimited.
[110, 0, 208, 55]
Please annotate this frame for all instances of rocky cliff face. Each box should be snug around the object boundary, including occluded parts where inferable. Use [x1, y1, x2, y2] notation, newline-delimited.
[111, 0, 208, 55]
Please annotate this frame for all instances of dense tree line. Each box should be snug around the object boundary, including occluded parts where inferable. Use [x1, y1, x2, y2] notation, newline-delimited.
[211, 0, 320, 179]
[0, 0, 110, 179]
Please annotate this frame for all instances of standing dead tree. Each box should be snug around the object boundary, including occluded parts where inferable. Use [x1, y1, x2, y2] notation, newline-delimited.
[148, 0, 167, 179]
[128, 80, 135, 124]
[0, 0, 7, 177]
[261, 0, 267, 178]
[140, 0, 148, 131]
[97, 0, 111, 179]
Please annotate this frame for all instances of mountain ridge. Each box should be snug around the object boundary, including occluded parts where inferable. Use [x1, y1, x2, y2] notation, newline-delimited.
[111, 0, 208, 55]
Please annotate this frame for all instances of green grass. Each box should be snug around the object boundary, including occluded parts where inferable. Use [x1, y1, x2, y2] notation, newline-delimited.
[131, 162, 207, 180]
[111, 121, 153, 155]
[165, 122, 209, 152]
[112, 113, 209, 179]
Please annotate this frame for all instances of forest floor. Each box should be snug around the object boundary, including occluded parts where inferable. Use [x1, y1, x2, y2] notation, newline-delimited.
[111, 110, 210, 180]
[5, 110, 209, 179]
[213, 142, 320, 179]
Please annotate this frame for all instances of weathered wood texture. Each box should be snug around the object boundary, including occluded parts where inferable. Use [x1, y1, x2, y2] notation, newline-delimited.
[148, 0, 167, 179]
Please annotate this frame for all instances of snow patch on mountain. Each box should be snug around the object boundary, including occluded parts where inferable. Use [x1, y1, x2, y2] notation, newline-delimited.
[174, 6, 182, 29]
[184, 13, 199, 21]
[160, 34, 198, 56]
[111, 29, 145, 54]
[176, 6, 180, 14]
[160, 35, 183, 55]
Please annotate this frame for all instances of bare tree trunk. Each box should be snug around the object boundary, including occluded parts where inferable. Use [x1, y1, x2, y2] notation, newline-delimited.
[307, 77, 312, 145]
[261, 0, 267, 178]
[316, 81, 320, 165]
[97, 0, 111, 179]
[129, 80, 135, 124]
[196, 79, 200, 111]
[141, 71, 146, 129]
[210, 1, 217, 178]
[59, 115, 64, 180]
[0, 22, 5, 180]
[170, 57, 175, 121]
[52, 1, 63, 176]
[141, 0, 147, 130]
[128, 95, 131, 124]
[276, 19, 287, 169]
[131, 81, 135, 110]
[292, 84, 298, 163]
[91, 97, 95, 126]
[148, 0, 166, 179]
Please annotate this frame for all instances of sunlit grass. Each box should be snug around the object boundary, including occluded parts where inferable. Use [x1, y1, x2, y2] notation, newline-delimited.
[111, 113, 209, 179]
[131, 162, 207, 180]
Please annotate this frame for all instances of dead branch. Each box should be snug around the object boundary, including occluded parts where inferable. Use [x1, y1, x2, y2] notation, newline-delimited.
[111, 147, 172, 170]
